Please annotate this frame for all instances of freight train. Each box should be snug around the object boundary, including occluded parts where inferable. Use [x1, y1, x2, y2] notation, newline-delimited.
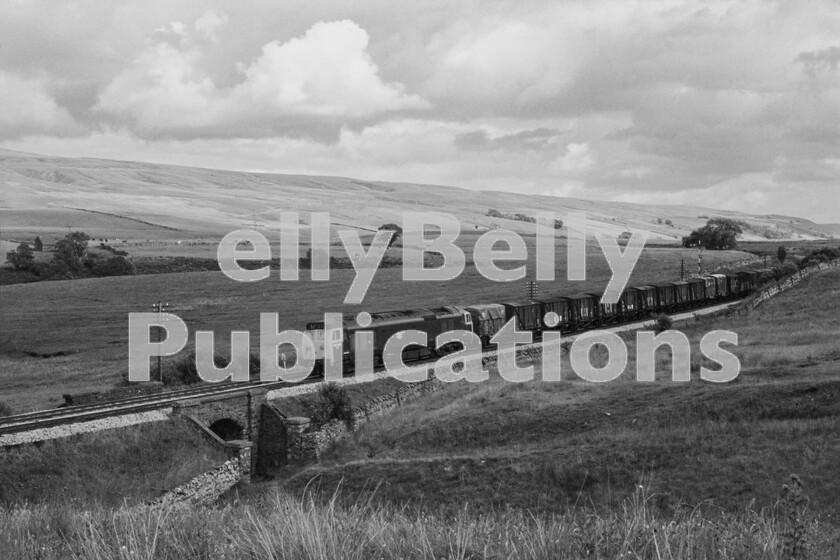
[304, 268, 777, 373]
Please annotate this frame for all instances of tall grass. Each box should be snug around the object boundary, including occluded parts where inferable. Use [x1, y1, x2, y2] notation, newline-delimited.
[0, 420, 225, 507]
[1, 484, 837, 559]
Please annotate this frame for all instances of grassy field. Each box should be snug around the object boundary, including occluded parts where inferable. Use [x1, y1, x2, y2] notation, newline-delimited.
[4, 482, 839, 559]
[0, 241, 754, 412]
[0, 419, 225, 507]
[257, 267, 840, 522]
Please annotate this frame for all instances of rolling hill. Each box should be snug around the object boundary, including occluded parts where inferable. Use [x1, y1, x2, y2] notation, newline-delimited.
[1, 147, 837, 248]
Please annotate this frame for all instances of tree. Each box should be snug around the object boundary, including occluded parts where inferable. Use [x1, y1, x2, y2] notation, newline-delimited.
[6, 242, 35, 271]
[94, 255, 136, 277]
[777, 245, 787, 264]
[53, 231, 90, 272]
[308, 382, 354, 428]
[33, 236, 43, 252]
[378, 223, 403, 248]
[653, 314, 673, 334]
[682, 218, 742, 250]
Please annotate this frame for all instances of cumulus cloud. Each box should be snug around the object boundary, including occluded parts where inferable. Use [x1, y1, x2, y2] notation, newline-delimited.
[3, 0, 840, 221]
[0, 72, 79, 139]
[95, 16, 428, 138]
[232, 20, 428, 119]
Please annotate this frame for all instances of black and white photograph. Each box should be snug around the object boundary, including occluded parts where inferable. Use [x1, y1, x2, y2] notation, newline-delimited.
[1, 1, 839, 558]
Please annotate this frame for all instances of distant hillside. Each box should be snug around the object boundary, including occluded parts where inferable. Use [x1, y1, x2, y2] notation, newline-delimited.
[1, 147, 837, 246]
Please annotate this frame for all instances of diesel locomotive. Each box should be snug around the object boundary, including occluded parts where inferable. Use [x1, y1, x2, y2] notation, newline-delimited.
[304, 268, 776, 374]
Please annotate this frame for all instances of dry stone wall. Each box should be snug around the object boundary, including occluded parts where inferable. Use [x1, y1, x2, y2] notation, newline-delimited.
[278, 374, 445, 466]
[151, 458, 242, 508]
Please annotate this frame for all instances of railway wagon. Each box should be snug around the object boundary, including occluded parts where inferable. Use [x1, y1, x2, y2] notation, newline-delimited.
[619, 288, 643, 320]
[701, 275, 718, 299]
[502, 301, 542, 333]
[687, 278, 706, 305]
[564, 293, 598, 330]
[587, 292, 619, 325]
[634, 285, 658, 315]
[725, 273, 741, 298]
[463, 303, 506, 346]
[654, 283, 678, 312]
[754, 268, 776, 285]
[710, 274, 729, 299]
[672, 281, 691, 309]
[737, 270, 760, 293]
[536, 296, 572, 331]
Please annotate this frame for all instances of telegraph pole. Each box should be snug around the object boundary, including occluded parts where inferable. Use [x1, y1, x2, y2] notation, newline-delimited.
[526, 281, 538, 300]
[151, 301, 170, 382]
[698, 248, 703, 276]
[680, 258, 685, 280]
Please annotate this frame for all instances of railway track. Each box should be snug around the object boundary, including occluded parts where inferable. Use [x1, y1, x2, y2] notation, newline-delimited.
[0, 296, 750, 439]
[5, 261, 837, 443]
[0, 379, 312, 436]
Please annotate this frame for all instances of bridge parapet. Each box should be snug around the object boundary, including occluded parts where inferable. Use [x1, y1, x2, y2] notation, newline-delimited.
[171, 388, 268, 474]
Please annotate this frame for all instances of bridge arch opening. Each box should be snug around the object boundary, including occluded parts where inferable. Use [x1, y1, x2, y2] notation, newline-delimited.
[209, 418, 244, 441]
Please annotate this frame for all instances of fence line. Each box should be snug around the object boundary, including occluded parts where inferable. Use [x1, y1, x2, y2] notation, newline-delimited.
[738, 259, 839, 312]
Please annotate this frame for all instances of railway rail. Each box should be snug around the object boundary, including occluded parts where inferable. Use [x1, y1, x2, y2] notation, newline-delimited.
[0, 298, 742, 438]
[2, 260, 836, 440]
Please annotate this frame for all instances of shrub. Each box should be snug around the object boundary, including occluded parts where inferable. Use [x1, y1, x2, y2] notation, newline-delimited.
[653, 314, 673, 334]
[5, 242, 34, 271]
[0, 401, 13, 417]
[308, 382, 354, 428]
[94, 255, 136, 277]
[164, 351, 231, 385]
[774, 262, 798, 280]
[799, 247, 840, 268]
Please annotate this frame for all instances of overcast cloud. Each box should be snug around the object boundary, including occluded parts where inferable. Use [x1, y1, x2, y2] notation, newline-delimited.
[1, 0, 838, 222]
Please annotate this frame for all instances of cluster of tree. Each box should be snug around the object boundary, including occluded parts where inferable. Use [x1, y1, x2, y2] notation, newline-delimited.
[799, 246, 840, 268]
[487, 209, 563, 229]
[377, 223, 403, 248]
[682, 218, 743, 250]
[656, 218, 674, 226]
[5, 232, 136, 280]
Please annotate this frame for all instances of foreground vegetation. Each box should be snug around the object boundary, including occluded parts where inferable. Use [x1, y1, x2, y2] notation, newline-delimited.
[0, 420, 224, 507]
[2, 481, 838, 559]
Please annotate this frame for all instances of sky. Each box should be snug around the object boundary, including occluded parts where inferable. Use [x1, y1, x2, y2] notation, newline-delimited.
[1, 0, 838, 222]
